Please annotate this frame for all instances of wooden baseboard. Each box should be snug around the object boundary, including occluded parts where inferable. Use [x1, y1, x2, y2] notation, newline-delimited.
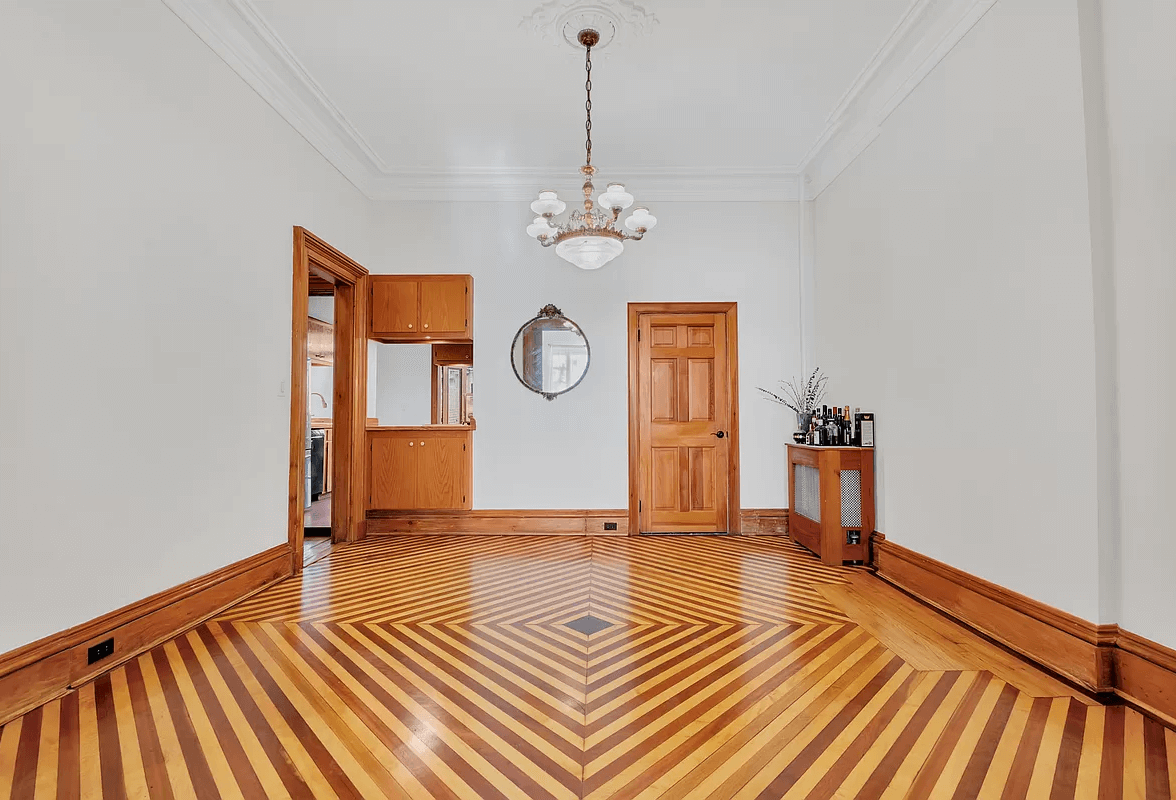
[739, 508, 790, 535]
[872, 533, 1113, 692]
[0, 544, 291, 725]
[872, 532, 1176, 727]
[366, 509, 630, 536]
[1115, 628, 1176, 728]
[367, 509, 794, 537]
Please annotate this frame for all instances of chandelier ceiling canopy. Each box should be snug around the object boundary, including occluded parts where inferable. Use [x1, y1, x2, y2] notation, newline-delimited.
[526, 28, 657, 270]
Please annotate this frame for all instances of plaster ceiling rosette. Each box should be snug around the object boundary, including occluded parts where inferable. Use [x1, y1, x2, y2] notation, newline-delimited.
[521, 0, 658, 53]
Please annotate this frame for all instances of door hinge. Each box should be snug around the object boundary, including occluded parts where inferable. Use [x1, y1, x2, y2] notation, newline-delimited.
[639, 500, 642, 511]
[463, 443, 466, 451]
[637, 329, 641, 341]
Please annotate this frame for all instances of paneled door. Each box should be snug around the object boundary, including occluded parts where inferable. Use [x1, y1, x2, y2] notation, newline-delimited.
[635, 310, 736, 533]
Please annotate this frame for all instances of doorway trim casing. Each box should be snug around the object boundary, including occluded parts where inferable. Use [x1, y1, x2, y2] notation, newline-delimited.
[626, 302, 741, 536]
[290, 227, 370, 574]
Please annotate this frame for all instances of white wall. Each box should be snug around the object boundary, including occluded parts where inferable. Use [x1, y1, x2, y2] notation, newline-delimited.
[369, 201, 803, 510]
[1100, 0, 1176, 647]
[812, 0, 1104, 621]
[372, 343, 433, 425]
[0, 2, 373, 653]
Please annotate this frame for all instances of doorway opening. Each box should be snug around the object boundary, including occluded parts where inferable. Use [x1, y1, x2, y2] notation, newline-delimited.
[304, 285, 334, 566]
[627, 302, 740, 536]
[289, 228, 369, 574]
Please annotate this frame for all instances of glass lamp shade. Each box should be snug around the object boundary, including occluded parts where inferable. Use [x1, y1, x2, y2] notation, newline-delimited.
[555, 234, 625, 270]
[526, 216, 556, 239]
[530, 190, 566, 216]
[624, 207, 658, 232]
[598, 183, 635, 211]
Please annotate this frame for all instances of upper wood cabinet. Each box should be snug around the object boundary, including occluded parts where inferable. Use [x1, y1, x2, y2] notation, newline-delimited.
[370, 275, 472, 341]
[307, 316, 334, 365]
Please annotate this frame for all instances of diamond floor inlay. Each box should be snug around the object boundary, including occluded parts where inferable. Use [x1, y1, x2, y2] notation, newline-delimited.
[564, 613, 613, 636]
[1, 535, 1168, 798]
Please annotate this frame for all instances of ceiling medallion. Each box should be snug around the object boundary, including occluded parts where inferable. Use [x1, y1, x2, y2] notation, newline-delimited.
[521, 0, 657, 54]
[525, 29, 657, 271]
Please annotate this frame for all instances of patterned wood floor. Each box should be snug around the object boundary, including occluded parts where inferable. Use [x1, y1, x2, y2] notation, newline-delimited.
[1, 535, 1173, 798]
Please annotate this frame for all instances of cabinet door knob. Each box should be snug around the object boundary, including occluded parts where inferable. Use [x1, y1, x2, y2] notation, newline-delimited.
[408, 441, 414, 447]
[423, 323, 430, 329]
[420, 441, 425, 446]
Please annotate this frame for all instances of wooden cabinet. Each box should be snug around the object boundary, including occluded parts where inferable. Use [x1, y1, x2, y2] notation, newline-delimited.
[307, 317, 333, 365]
[787, 445, 875, 566]
[370, 275, 472, 341]
[368, 427, 472, 510]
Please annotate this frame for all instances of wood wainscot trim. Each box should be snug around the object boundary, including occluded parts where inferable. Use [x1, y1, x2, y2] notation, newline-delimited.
[0, 544, 291, 725]
[740, 509, 790, 535]
[367, 510, 630, 536]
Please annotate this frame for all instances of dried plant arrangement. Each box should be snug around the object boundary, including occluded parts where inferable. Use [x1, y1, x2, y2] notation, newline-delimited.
[756, 367, 828, 414]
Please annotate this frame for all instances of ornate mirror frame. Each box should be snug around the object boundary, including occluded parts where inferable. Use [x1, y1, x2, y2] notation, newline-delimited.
[510, 304, 591, 401]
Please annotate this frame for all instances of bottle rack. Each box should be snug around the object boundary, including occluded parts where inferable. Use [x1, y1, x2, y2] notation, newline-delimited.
[787, 444, 875, 565]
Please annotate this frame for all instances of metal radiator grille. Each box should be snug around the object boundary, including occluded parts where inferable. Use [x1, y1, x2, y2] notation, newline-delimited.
[840, 470, 862, 527]
[794, 464, 820, 522]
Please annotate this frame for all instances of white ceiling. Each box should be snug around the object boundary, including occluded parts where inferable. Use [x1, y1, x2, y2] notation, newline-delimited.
[167, 0, 997, 199]
[249, 0, 910, 174]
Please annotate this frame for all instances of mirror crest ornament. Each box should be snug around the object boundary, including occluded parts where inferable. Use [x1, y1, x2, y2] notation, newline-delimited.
[511, 304, 591, 401]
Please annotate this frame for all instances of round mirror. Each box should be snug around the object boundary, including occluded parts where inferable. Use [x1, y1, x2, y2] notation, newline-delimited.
[511, 304, 590, 401]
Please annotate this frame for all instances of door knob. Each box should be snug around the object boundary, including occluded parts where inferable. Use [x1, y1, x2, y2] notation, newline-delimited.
[713, 431, 726, 439]
[408, 323, 414, 329]
[409, 442, 414, 447]
[424, 323, 430, 329]
[420, 441, 425, 446]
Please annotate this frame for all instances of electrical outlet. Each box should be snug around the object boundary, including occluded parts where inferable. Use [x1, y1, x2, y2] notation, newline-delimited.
[87, 638, 115, 665]
[604, 522, 618, 531]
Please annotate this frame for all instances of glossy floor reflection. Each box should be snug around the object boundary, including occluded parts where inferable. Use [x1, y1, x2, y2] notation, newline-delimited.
[1, 535, 1172, 798]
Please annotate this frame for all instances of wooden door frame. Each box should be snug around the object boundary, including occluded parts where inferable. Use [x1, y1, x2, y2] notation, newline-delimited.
[289, 227, 370, 574]
[627, 302, 741, 536]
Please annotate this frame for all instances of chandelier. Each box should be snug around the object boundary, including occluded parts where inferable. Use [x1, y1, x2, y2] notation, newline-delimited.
[526, 29, 657, 270]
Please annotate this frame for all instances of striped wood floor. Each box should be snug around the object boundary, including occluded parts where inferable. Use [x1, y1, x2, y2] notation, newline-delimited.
[1, 535, 1173, 798]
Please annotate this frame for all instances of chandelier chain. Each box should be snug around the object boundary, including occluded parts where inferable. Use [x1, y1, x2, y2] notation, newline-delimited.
[584, 42, 593, 166]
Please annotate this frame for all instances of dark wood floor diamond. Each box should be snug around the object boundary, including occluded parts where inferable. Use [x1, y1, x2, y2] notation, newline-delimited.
[566, 615, 614, 636]
[1, 535, 1173, 798]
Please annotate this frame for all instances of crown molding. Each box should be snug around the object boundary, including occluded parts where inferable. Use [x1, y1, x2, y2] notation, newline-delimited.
[365, 168, 804, 202]
[799, 0, 999, 198]
[163, 0, 386, 195]
[165, 0, 996, 204]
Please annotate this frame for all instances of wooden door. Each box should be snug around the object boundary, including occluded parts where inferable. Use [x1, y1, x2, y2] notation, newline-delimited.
[637, 313, 731, 532]
[371, 278, 418, 335]
[369, 434, 416, 508]
[415, 433, 467, 509]
[419, 277, 469, 337]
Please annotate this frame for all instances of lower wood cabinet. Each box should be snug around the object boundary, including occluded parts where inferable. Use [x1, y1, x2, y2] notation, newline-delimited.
[368, 428, 472, 510]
